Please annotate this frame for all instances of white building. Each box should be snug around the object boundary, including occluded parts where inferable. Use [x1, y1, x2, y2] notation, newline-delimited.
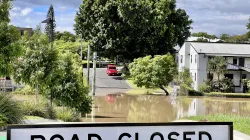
[178, 42, 250, 92]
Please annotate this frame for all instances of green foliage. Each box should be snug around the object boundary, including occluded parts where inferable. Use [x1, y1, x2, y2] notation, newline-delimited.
[224, 34, 249, 43]
[208, 56, 227, 83]
[56, 108, 81, 122]
[74, 0, 192, 60]
[196, 38, 208, 42]
[220, 34, 230, 41]
[0, 114, 8, 126]
[55, 31, 77, 42]
[192, 32, 217, 41]
[178, 68, 193, 87]
[129, 54, 177, 95]
[45, 53, 92, 114]
[45, 5, 56, 42]
[0, 93, 24, 124]
[22, 101, 56, 119]
[204, 92, 250, 98]
[0, 0, 11, 22]
[0, 23, 22, 77]
[12, 86, 35, 95]
[179, 84, 204, 96]
[198, 84, 212, 93]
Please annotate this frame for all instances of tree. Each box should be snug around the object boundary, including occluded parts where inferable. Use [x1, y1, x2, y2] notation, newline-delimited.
[225, 34, 249, 43]
[14, 27, 58, 104]
[178, 68, 193, 87]
[74, 0, 192, 61]
[0, 0, 11, 22]
[192, 32, 218, 42]
[45, 5, 56, 42]
[196, 38, 209, 42]
[208, 56, 227, 88]
[55, 31, 77, 42]
[220, 34, 230, 41]
[129, 54, 177, 95]
[0, 0, 22, 77]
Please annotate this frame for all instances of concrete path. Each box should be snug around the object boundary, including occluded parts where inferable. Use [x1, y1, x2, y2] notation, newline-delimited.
[83, 68, 132, 96]
[173, 120, 250, 140]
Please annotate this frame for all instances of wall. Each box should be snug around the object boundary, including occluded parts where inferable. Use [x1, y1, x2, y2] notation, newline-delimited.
[178, 42, 191, 72]
[189, 46, 199, 90]
[197, 54, 208, 91]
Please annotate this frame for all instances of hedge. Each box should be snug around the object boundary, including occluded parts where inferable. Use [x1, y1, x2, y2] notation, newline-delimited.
[205, 92, 250, 98]
[179, 84, 204, 96]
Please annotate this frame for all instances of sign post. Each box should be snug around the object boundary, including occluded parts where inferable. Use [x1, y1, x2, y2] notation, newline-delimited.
[7, 122, 233, 140]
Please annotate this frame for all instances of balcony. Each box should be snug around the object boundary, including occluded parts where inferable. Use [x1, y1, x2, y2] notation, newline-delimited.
[227, 63, 240, 70]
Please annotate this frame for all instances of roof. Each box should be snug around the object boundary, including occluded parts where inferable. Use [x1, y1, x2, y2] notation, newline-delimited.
[190, 42, 250, 56]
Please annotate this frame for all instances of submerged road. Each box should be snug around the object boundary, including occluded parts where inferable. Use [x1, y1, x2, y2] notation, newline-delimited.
[83, 68, 132, 96]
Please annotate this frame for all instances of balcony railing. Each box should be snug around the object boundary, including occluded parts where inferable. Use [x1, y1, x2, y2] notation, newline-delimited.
[227, 63, 240, 70]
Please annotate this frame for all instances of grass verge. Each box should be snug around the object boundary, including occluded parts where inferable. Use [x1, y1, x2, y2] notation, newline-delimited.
[187, 114, 250, 135]
[204, 92, 250, 98]
[123, 75, 172, 95]
[24, 116, 44, 120]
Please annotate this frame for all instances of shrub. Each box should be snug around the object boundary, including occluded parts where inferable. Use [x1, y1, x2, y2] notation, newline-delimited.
[22, 101, 56, 119]
[0, 114, 7, 127]
[199, 84, 212, 93]
[179, 84, 204, 96]
[12, 85, 35, 95]
[121, 64, 130, 76]
[0, 93, 24, 124]
[56, 108, 81, 122]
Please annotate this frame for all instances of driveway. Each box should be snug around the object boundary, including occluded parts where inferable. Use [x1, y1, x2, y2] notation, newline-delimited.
[83, 68, 132, 96]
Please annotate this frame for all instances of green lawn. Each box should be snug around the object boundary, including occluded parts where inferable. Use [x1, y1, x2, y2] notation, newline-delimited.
[25, 116, 44, 120]
[124, 76, 172, 95]
[204, 92, 250, 98]
[187, 114, 250, 135]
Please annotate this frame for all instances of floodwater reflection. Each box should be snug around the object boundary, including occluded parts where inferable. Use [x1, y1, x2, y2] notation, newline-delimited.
[83, 94, 250, 122]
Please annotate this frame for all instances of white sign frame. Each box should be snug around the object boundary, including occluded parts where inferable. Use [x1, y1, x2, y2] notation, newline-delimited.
[7, 122, 233, 140]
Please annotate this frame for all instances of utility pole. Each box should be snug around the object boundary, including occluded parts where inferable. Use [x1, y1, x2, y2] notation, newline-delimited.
[92, 52, 97, 96]
[87, 45, 91, 85]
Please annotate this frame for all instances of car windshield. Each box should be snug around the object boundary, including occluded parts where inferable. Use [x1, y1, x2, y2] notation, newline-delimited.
[109, 67, 116, 69]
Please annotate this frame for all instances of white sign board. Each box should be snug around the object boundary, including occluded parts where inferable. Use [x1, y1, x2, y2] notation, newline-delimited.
[7, 122, 233, 140]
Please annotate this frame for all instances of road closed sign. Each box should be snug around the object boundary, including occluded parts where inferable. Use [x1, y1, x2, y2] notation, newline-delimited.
[7, 122, 233, 140]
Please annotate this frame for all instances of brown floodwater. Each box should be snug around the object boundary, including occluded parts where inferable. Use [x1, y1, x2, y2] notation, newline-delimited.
[83, 94, 250, 122]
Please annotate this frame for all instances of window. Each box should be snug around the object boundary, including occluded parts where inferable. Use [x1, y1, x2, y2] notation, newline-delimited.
[20, 30, 24, 36]
[195, 55, 197, 63]
[181, 55, 183, 63]
[191, 55, 192, 63]
[242, 74, 247, 79]
[233, 58, 237, 65]
[194, 73, 196, 81]
[225, 74, 233, 80]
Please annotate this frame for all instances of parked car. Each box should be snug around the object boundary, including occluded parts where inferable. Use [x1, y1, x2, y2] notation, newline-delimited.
[106, 64, 118, 76]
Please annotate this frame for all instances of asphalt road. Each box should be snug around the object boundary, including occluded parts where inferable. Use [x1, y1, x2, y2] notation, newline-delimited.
[83, 68, 132, 96]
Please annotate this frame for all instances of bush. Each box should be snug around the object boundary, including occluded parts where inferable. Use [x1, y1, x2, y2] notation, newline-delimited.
[22, 101, 56, 119]
[56, 108, 81, 122]
[121, 64, 130, 76]
[199, 84, 212, 93]
[0, 93, 24, 124]
[0, 114, 7, 127]
[13, 85, 35, 95]
[179, 84, 204, 96]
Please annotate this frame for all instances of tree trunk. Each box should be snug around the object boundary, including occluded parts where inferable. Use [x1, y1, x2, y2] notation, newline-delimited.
[35, 84, 38, 104]
[159, 85, 169, 96]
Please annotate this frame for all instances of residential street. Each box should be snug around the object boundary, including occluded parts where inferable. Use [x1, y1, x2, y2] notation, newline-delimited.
[83, 68, 132, 96]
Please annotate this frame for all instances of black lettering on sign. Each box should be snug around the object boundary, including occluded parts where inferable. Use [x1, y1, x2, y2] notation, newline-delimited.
[118, 133, 131, 140]
[31, 135, 45, 140]
[150, 132, 164, 140]
[50, 134, 64, 140]
[135, 133, 139, 140]
[199, 131, 212, 140]
[71, 134, 79, 140]
[184, 132, 195, 140]
[168, 132, 180, 140]
[88, 134, 102, 140]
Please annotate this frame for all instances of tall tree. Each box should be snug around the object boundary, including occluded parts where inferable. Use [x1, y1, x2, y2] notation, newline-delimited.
[45, 5, 56, 43]
[220, 34, 230, 41]
[0, 0, 22, 77]
[55, 31, 77, 42]
[0, 0, 11, 22]
[74, 0, 192, 61]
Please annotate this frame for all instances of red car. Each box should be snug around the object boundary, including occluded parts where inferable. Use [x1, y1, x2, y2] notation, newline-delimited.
[106, 64, 118, 76]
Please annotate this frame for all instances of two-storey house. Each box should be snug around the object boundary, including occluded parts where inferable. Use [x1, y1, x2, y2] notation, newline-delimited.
[178, 42, 250, 92]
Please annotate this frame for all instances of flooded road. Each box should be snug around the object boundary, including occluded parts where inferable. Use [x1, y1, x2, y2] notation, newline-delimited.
[83, 94, 250, 122]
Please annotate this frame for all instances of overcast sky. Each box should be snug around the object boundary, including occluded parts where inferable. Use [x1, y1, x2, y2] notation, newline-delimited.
[10, 0, 250, 36]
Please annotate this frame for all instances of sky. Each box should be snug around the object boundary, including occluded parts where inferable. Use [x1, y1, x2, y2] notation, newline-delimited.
[10, 0, 250, 36]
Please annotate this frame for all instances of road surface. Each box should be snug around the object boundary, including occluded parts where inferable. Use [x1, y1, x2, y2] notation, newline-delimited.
[83, 68, 132, 96]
